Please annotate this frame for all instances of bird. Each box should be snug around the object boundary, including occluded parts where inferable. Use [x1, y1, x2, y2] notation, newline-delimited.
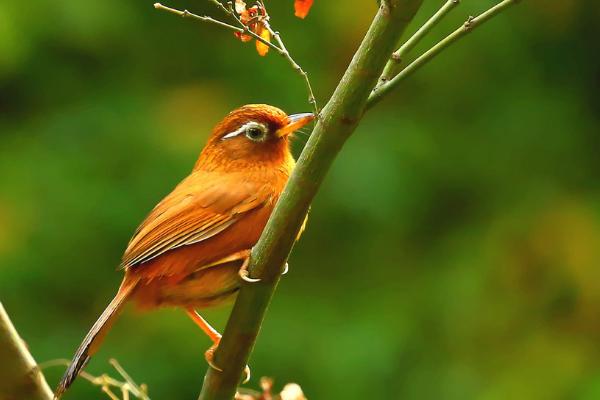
[55, 104, 314, 398]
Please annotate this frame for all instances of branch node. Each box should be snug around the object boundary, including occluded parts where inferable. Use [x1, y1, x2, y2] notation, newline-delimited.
[380, 0, 460, 82]
[464, 15, 475, 30]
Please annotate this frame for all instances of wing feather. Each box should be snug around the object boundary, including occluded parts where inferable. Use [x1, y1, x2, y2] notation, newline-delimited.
[120, 171, 267, 269]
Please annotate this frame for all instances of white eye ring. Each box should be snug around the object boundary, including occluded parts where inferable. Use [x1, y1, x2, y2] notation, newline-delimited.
[222, 121, 268, 141]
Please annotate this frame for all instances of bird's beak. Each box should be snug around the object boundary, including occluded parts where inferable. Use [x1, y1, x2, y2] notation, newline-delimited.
[276, 113, 314, 138]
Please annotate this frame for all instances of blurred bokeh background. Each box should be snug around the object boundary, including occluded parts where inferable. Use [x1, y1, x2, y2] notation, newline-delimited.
[1, 0, 599, 398]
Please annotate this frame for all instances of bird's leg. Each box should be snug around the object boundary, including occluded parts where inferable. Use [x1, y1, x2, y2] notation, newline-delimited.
[239, 255, 261, 283]
[185, 308, 251, 383]
[185, 308, 222, 371]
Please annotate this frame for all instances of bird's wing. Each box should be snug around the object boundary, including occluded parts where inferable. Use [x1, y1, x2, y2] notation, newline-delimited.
[120, 171, 269, 269]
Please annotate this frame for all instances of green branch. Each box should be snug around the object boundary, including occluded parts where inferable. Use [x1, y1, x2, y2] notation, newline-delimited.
[186, 0, 523, 398]
[380, 0, 460, 83]
[368, 0, 521, 108]
[196, 0, 423, 399]
[0, 303, 53, 400]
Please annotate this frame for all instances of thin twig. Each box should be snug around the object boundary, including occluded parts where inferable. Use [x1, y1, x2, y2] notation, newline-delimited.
[155, 1, 318, 114]
[110, 358, 149, 400]
[263, 19, 318, 114]
[380, 0, 460, 83]
[40, 359, 150, 400]
[249, 0, 318, 113]
[103, 386, 121, 400]
[368, 0, 521, 108]
[155, 1, 279, 53]
[207, 0, 232, 16]
[154, 3, 243, 34]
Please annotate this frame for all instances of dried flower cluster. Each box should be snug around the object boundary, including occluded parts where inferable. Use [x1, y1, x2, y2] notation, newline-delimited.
[233, 0, 314, 56]
[234, 1, 271, 56]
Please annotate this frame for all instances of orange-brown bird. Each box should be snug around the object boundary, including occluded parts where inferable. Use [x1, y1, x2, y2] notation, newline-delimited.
[55, 104, 314, 398]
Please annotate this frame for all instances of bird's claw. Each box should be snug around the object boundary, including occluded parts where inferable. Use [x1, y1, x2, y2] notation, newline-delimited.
[205, 343, 251, 383]
[205, 344, 223, 372]
[207, 358, 224, 372]
[242, 365, 251, 384]
[281, 262, 289, 275]
[239, 269, 261, 283]
[239, 256, 261, 283]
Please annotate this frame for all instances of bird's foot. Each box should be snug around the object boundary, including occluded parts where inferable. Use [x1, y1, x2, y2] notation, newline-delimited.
[242, 365, 251, 384]
[281, 262, 289, 275]
[204, 341, 251, 383]
[205, 341, 223, 372]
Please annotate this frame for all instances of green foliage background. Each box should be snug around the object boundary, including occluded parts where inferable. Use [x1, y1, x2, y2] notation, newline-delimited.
[1, 0, 599, 399]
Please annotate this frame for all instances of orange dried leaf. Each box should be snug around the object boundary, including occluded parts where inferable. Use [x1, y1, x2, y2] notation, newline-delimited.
[255, 26, 271, 56]
[294, 0, 314, 19]
[234, 31, 253, 42]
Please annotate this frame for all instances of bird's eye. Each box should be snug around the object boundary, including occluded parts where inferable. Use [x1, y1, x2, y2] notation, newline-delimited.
[245, 125, 267, 141]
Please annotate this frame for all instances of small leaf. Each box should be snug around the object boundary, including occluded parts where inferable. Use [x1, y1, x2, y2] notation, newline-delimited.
[255, 25, 271, 56]
[294, 0, 314, 19]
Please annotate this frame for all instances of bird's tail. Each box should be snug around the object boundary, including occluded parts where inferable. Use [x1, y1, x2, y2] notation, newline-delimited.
[55, 278, 138, 399]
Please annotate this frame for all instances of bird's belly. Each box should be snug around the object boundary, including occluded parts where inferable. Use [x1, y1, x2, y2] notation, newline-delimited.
[133, 258, 243, 309]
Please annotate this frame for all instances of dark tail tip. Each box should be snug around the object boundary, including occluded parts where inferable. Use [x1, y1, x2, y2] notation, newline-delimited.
[54, 354, 90, 399]
[54, 278, 136, 398]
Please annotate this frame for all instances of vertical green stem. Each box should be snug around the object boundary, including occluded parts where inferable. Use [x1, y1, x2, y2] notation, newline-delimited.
[197, 1, 423, 399]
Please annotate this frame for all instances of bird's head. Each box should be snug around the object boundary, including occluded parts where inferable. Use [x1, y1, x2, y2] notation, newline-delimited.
[195, 104, 314, 172]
